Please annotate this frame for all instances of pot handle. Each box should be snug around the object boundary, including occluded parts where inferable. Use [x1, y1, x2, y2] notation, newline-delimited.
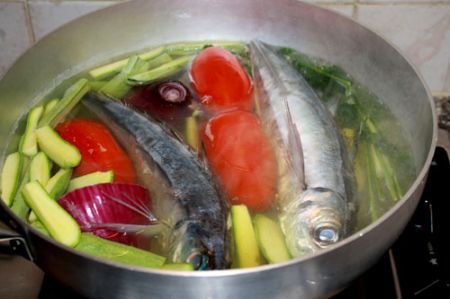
[0, 214, 34, 261]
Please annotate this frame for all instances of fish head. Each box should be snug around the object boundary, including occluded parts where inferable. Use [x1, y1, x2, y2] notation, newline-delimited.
[170, 221, 227, 270]
[281, 188, 347, 257]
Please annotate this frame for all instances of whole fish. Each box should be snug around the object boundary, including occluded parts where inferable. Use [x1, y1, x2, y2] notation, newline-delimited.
[249, 41, 352, 257]
[83, 93, 229, 269]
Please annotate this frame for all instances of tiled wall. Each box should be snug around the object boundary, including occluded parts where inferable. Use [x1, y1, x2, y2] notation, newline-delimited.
[0, 0, 449, 93]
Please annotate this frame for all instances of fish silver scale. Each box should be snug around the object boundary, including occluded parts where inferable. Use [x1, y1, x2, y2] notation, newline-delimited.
[83, 93, 229, 269]
[250, 41, 350, 257]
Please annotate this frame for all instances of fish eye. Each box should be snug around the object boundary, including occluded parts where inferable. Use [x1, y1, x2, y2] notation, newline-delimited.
[312, 225, 339, 247]
[187, 251, 211, 270]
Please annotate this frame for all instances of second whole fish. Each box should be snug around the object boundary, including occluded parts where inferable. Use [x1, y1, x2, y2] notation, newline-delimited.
[83, 93, 229, 269]
[249, 41, 352, 257]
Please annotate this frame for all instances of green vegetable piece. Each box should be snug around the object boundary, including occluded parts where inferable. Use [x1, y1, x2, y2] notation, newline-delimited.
[46, 168, 73, 199]
[76, 233, 165, 268]
[88, 46, 165, 80]
[160, 263, 194, 271]
[38, 78, 90, 127]
[43, 99, 59, 118]
[67, 170, 114, 192]
[231, 205, 261, 268]
[254, 214, 291, 263]
[19, 106, 44, 156]
[185, 116, 199, 151]
[22, 181, 81, 247]
[165, 41, 246, 56]
[165, 42, 207, 56]
[100, 55, 149, 99]
[128, 56, 192, 86]
[1, 152, 24, 206]
[214, 41, 247, 55]
[11, 162, 31, 219]
[88, 80, 107, 92]
[35, 126, 81, 168]
[29, 152, 52, 186]
[29, 168, 73, 223]
[145, 53, 172, 70]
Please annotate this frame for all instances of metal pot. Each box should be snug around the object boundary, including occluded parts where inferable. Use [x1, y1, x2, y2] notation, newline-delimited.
[0, 0, 437, 298]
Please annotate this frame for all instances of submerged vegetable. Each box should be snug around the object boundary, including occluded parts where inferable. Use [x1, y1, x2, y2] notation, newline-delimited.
[22, 181, 81, 247]
[75, 233, 165, 269]
[35, 126, 81, 168]
[157, 81, 188, 103]
[56, 119, 136, 183]
[190, 47, 253, 114]
[19, 106, 44, 157]
[1, 152, 23, 206]
[254, 214, 291, 263]
[231, 205, 261, 268]
[123, 80, 192, 122]
[38, 78, 90, 127]
[201, 110, 277, 211]
[67, 170, 114, 192]
[59, 182, 156, 248]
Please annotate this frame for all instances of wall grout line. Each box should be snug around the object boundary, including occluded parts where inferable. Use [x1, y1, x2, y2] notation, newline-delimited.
[352, 3, 359, 18]
[23, 0, 36, 43]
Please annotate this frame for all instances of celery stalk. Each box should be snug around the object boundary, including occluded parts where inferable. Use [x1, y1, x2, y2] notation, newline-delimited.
[128, 56, 193, 86]
[43, 99, 59, 118]
[165, 42, 207, 56]
[100, 55, 143, 99]
[364, 144, 380, 220]
[88, 47, 165, 79]
[88, 80, 107, 92]
[38, 79, 90, 127]
[145, 53, 172, 70]
[166, 41, 246, 56]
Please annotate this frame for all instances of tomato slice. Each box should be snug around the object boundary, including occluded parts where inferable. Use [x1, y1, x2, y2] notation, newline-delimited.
[201, 110, 277, 211]
[56, 119, 136, 183]
[190, 47, 253, 114]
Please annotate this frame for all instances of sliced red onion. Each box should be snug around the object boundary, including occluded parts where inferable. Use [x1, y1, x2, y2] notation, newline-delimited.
[157, 81, 188, 103]
[59, 182, 157, 249]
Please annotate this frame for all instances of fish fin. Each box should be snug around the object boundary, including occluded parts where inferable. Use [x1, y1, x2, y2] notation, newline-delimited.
[284, 99, 306, 190]
[89, 223, 167, 236]
[250, 40, 306, 189]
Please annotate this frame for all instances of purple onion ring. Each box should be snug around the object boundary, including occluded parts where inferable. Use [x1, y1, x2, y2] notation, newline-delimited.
[157, 81, 188, 103]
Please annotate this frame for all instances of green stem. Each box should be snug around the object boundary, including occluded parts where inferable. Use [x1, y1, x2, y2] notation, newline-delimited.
[88, 46, 165, 79]
[38, 78, 90, 127]
[127, 56, 193, 86]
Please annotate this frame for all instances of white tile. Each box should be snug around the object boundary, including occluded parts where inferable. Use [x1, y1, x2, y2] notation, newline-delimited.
[357, 4, 450, 92]
[0, 2, 33, 79]
[29, 1, 118, 41]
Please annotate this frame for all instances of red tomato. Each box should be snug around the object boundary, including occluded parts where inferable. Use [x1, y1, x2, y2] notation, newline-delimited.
[201, 110, 277, 211]
[190, 47, 253, 114]
[56, 119, 136, 183]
